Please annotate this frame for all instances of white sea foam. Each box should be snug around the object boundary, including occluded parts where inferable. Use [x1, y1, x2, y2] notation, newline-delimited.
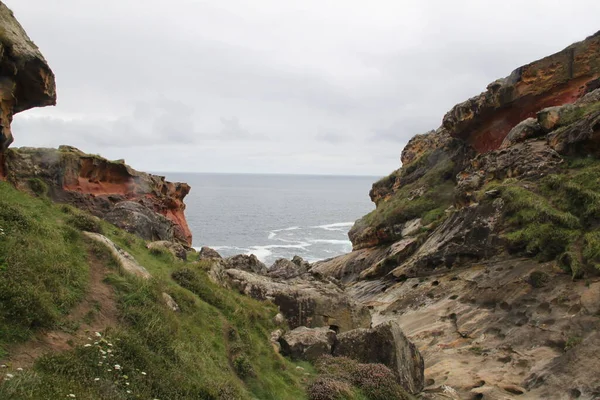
[268, 226, 301, 240]
[309, 239, 351, 245]
[312, 222, 354, 231]
[246, 242, 311, 262]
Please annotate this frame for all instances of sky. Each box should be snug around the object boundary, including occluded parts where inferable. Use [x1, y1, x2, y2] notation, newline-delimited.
[7, 0, 600, 176]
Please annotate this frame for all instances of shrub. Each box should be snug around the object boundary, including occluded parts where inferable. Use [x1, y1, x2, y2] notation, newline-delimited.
[308, 376, 354, 400]
[66, 213, 103, 234]
[233, 353, 254, 378]
[27, 178, 48, 197]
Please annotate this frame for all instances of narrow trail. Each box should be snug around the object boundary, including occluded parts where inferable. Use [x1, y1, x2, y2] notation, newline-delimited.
[0, 249, 119, 369]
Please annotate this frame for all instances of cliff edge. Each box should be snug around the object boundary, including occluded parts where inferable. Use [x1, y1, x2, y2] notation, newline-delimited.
[314, 31, 600, 399]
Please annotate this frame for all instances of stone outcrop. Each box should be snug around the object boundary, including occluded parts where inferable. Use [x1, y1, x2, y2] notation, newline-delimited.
[224, 254, 267, 275]
[279, 326, 337, 361]
[443, 31, 600, 152]
[83, 232, 151, 279]
[0, 2, 56, 153]
[207, 258, 371, 333]
[333, 321, 425, 394]
[324, 32, 600, 399]
[147, 240, 187, 260]
[3, 146, 192, 245]
[198, 246, 222, 261]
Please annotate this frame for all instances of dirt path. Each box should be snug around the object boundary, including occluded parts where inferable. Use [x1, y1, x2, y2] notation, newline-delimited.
[0, 249, 119, 369]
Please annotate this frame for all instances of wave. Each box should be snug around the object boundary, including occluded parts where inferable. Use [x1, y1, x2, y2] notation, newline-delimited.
[246, 242, 311, 262]
[268, 225, 301, 240]
[309, 239, 352, 245]
[311, 222, 354, 231]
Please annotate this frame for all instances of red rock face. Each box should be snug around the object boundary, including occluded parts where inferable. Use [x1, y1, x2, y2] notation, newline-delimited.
[443, 31, 600, 152]
[5, 146, 193, 245]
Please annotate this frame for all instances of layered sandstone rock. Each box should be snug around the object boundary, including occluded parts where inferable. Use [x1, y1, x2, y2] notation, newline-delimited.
[0, 2, 56, 153]
[329, 32, 600, 399]
[443, 30, 600, 152]
[4, 146, 192, 245]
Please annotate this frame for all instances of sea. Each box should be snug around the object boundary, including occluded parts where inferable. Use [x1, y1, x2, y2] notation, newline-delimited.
[160, 173, 378, 266]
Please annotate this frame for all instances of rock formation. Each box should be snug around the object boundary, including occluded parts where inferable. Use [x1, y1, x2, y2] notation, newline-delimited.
[313, 31, 600, 399]
[0, 2, 56, 178]
[3, 146, 192, 245]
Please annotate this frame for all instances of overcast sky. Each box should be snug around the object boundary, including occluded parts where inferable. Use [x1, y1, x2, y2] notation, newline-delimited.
[7, 1, 600, 176]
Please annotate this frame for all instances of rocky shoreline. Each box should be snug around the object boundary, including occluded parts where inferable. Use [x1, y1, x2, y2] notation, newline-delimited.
[0, 1, 599, 398]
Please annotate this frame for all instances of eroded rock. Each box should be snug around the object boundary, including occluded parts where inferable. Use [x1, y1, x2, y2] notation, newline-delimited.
[333, 320, 425, 394]
[443, 31, 600, 152]
[279, 326, 336, 361]
[0, 3, 56, 153]
[225, 254, 268, 275]
[147, 240, 187, 260]
[4, 146, 192, 245]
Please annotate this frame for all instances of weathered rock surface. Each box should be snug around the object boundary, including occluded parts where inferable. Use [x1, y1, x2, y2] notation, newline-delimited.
[279, 326, 336, 361]
[333, 320, 425, 394]
[209, 262, 371, 332]
[83, 232, 151, 279]
[225, 254, 268, 275]
[198, 246, 222, 261]
[147, 240, 187, 260]
[0, 3, 56, 153]
[443, 31, 600, 152]
[268, 257, 308, 279]
[329, 33, 600, 399]
[3, 146, 192, 245]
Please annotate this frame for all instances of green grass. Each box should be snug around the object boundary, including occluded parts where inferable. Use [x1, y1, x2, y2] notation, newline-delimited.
[0, 182, 89, 356]
[353, 152, 455, 244]
[484, 156, 600, 278]
[0, 181, 310, 399]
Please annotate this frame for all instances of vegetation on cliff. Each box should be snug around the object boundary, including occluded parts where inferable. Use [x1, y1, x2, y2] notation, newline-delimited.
[0, 181, 311, 399]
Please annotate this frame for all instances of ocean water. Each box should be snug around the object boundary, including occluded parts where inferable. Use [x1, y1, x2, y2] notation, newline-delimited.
[160, 173, 378, 266]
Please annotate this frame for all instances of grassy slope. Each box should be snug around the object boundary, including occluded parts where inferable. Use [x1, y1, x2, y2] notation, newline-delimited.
[0, 181, 311, 400]
[480, 157, 600, 278]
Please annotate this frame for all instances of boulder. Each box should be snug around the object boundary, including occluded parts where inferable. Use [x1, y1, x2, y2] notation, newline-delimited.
[147, 240, 187, 260]
[279, 326, 337, 361]
[83, 232, 151, 279]
[268, 258, 308, 279]
[333, 320, 425, 394]
[105, 201, 175, 243]
[219, 268, 371, 332]
[499, 118, 543, 148]
[198, 246, 222, 261]
[162, 292, 180, 312]
[225, 254, 267, 275]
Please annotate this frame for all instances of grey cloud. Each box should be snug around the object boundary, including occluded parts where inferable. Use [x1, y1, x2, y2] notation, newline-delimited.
[6, 0, 600, 175]
[315, 131, 348, 144]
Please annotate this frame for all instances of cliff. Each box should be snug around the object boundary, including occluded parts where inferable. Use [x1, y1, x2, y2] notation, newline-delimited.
[0, 2, 56, 178]
[3, 145, 192, 245]
[312, 31, 600, 399]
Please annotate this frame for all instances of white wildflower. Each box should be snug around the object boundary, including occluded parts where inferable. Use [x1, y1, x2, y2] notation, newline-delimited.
[126, 390, 131, 394]
[114, 365, 121, 370]
[95, 332, 102, 337]
[84, 344, 92, 348]
[141, 371, 147, 376]
[16, 368, 23, 371]
[68, 395, 76, 398]
[0, 365, 6, 368]
[94, 378, 100, 381]
[5, 373, 14, 379]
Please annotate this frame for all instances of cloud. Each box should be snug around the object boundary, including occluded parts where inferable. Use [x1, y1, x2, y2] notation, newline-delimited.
[6, 0, 600, 175]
